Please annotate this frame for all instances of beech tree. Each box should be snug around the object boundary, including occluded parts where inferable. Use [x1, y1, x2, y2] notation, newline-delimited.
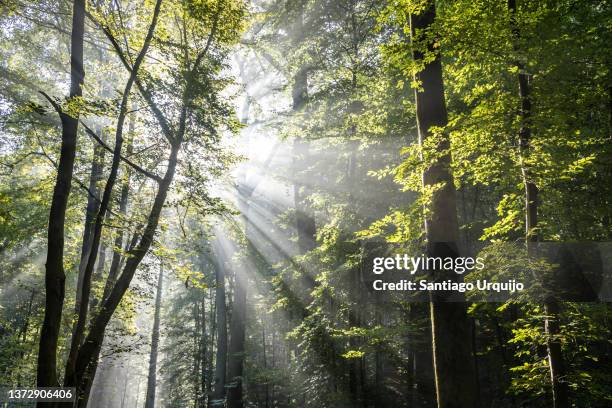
[37, 0, 85, 392]
[0, 1, 610, 408]
[407, 1, 477, 406]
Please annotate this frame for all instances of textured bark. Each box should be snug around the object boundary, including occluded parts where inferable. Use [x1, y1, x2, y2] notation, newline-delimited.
[409, 2, 477, 407]
[145, 265, 164, 408]
[37, 0, 85, 393]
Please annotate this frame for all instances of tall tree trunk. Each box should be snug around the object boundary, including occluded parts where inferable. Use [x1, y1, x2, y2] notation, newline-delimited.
[199, 294, 208, 408]
[507, 2, 569, 407]
[145, 264, 164, 408]
[210, 254, 228, 407]
[409, 2, 477, 407]
[290, 65, 317, 324]
[205, 288, 216, 404]
[194, 297, 202, 406]
[120, 359, 131, 408]
[37, 0, 85, 392]
[544, 300, 568, 408]
[227, 270, 246, 408]
[292, 67, 316, 256]
[71, 142, 180, 407]
[64, 0, 163, 388]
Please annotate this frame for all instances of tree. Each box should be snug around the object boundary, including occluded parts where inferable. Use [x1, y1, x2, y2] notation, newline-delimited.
[407, 1, 477, 406]
[210, 243, 228, 407]
[63, 0, 164, 389]
[37, 0, 85, 391]
[145, 264, 164, 408]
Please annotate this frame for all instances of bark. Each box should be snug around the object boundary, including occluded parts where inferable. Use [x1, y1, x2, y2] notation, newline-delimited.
[64, 0, 163, 388]
[210, 255, 228, 407]
[409, 2, 477, 407]
[37, 0, 85, 392]
[409, 304, 435, 408]
[290, 64, 317, 321]
[145, 265, 164, 408]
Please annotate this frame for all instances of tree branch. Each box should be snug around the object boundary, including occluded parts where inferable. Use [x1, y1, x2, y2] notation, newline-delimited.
[81, 121, 163, 183]
[85, 10, 176, 144]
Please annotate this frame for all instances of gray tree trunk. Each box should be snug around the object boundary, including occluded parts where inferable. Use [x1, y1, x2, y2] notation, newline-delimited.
[210, 253, 228, 407]
[145, 265, 164, 408]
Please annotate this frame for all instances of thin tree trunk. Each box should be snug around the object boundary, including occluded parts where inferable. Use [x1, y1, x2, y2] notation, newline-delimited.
[145, 264, 164, 408]
[64, 0, 163, 388]
[227, 273, 246, 408]
[226, 81, 253, 408]
[409, 2, 477, 407]
[200, 294, 208, 408]
[195, 298, 202, 407]
[205, 288, 216, 403]
[292, 66, 316, 256]
[104, 110, 135, 300]
[120, 359, 131, 408]
[544, 300, 568, 408]
[507, 2, 569, 407]
[37, 0, 85, 392]
[75, 129, 105, 316]
[72, 142, 180, 407]
[262, 322, 269, 408]
[210, 255, 228, 407]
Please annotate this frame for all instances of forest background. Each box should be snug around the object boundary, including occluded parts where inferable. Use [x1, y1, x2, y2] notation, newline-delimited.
[0, 0, 610, 407]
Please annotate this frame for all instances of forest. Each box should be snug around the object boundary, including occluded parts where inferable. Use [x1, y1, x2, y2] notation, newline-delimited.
[0, 0, 610, 407]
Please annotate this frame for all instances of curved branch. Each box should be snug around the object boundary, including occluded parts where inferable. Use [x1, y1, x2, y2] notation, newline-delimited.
[81, 121, 163, 183]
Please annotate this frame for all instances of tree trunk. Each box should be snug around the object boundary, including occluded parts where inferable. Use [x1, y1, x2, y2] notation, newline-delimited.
[120, 359, 131, 408]
[210, 254, 228, 407]
[64, 0, 163, 388]
[292, 66, 316, 256]
[104, 108, 135, 300]
[507, 2, 569, 406]
[409, 2, 477, 407]
[200, 294, 208, 408]
[544, 299, 568, 408]
[71, 142, 180, 407]
[145, 264, 164, 408]
[37, 0, 85, 393]
[75, 128, 105, 317]
[227, 270, 246, 408]
[194, 297, 202, 406]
